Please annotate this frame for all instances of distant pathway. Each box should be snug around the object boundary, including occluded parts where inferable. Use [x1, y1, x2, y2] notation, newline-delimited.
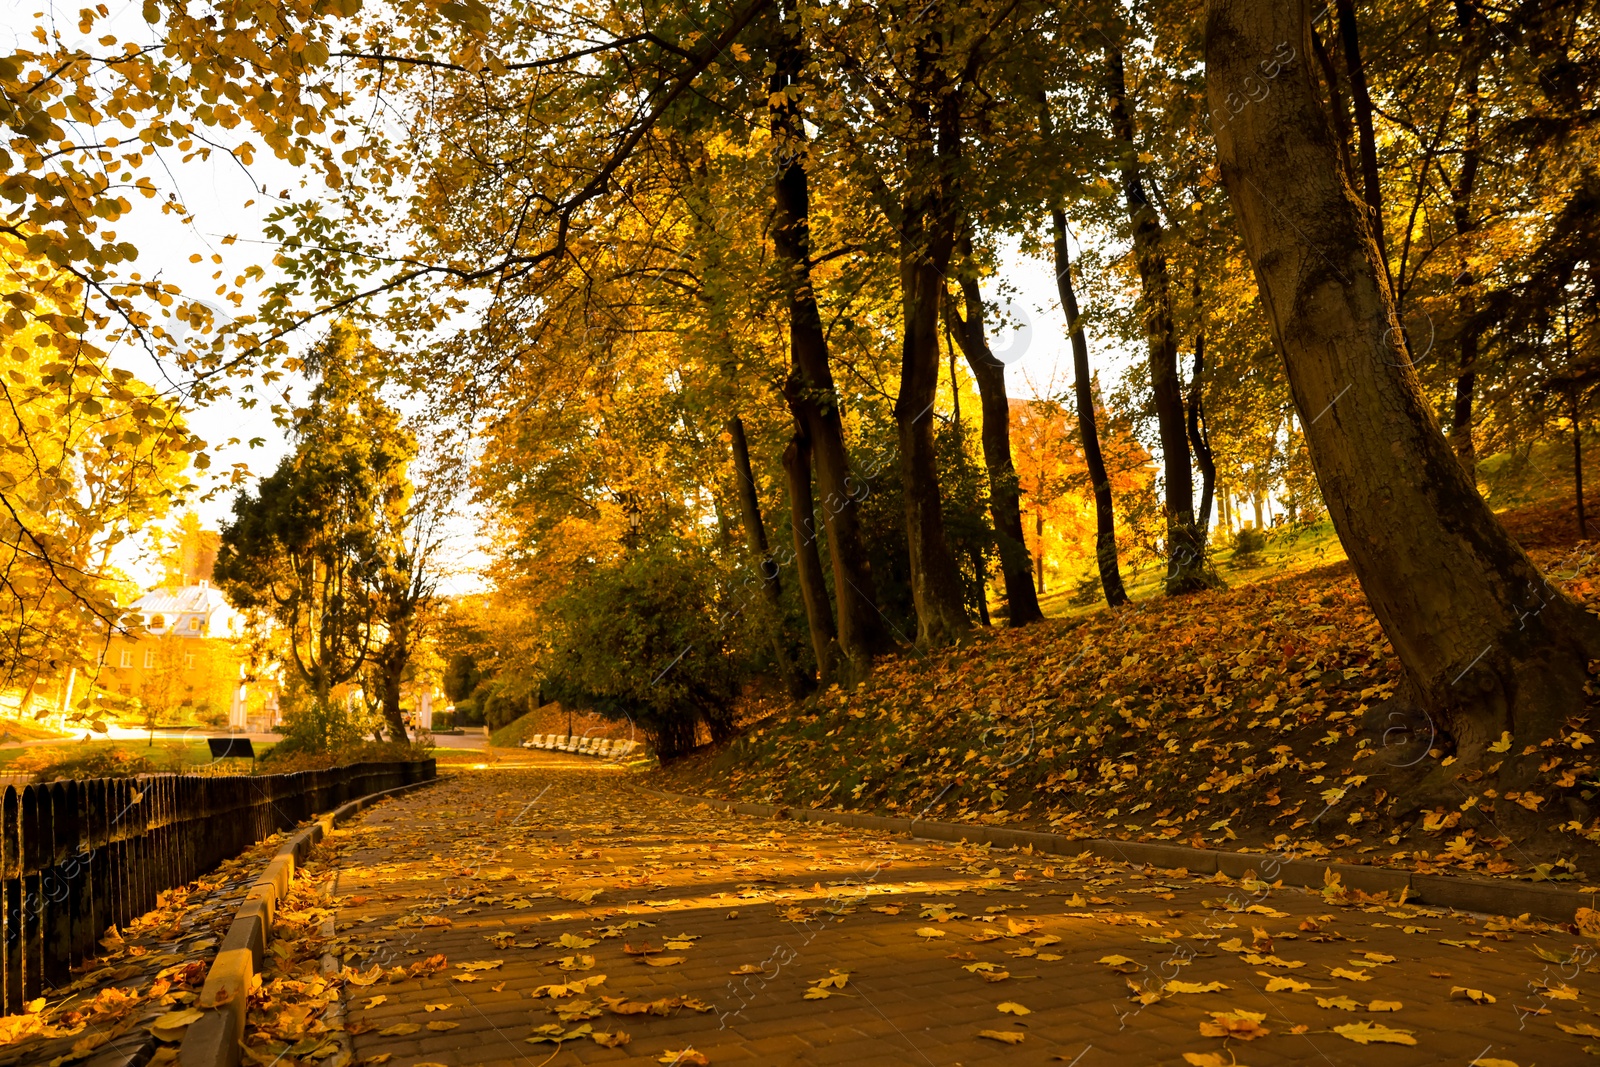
[317, 765, 1591, 1066]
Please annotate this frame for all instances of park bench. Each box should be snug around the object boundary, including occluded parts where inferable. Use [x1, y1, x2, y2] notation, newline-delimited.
[518, 733, 642, 759]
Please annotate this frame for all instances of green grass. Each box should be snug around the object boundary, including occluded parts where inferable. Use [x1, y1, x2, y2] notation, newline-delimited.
[488, 710, 541, 748]
[1037, 516, 1349, 619]
[1478, 433, 1590, 510]
[0, 737, 279, 778]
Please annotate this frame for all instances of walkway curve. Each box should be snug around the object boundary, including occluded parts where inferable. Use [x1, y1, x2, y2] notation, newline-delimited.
[308, 764, 1591, 1066]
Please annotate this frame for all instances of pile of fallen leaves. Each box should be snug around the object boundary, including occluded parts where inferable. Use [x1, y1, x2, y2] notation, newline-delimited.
[0, 833, 290, 1067]
[659, 542, 1600, 885]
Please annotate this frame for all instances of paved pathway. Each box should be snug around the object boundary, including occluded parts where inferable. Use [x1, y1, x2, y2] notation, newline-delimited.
[315, 765, 1596, 1066]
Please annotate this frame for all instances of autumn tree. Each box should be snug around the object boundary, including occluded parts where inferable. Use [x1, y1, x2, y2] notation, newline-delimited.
[1205, 0, 1600, 789]
[214, 327, 428, 740]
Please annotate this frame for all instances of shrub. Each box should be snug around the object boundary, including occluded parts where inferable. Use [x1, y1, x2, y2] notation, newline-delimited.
[1070, 573, 1101, 606]
[1231, 526, 1268, 567]
[269, 698, 377, 758]
[258, 736, 434, 774]
[18, 746, 160, 782]
[483, 688, 530, 731]
[541, 539, 747, 761]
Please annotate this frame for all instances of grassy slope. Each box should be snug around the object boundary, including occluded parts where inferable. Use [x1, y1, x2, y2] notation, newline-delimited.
[657, 493, 1600, 886]
[489, 710, 542, 748]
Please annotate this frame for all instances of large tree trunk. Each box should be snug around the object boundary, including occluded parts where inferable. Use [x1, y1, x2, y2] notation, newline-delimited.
[945, 239, 1044, 626]
[898, 242, 972, 645]
[892, 40, 972, 648]
[376, 622, 409, 743]
[1205, 0, 1600, 783]
[728, 415, 809, 697]
[782, 432, 840, 686]
[1574, 394, 1588, 543]
[1187, 279, 1218, 536]
[769, 6, 884, 677]
[1106, 46, 1207, 594]
[1050, 206, 1130, 607]
[1446, 1, 1484, 471]
[1034, 510, 1046, 594]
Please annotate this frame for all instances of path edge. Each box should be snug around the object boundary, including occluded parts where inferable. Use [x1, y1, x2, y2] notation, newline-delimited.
[176, 774, 443, 1067]
[629, 783, 1595, 923]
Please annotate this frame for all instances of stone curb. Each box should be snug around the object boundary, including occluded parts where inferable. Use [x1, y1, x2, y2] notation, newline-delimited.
[630, 784, 1595, 923]
[177, 775, 442, 1067]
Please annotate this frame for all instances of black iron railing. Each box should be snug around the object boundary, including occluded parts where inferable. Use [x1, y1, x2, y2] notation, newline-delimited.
[0, 758, 436, 1013]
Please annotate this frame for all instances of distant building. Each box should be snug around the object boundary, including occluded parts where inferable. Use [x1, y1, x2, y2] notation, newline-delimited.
[98, 580, 249, 723]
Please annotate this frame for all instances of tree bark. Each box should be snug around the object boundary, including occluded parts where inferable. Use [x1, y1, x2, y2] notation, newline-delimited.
[1206, 0, 1600, 779]
[1106, 46, 1207, 594]
[1187, 280, 1218, 536]
[945, 239, 1044, 626]
[1447, 0, 1484, 470]
[1050, 207, 1130, 607]
[1334, 0, 1388, 274]
[782, 433, 840, 685]
[728, 415, 809, 697]
[375, 621, 409, 742]
[1575, 395, 1587, 542]
[1034, 510, 1046, 594]
[769, 4, 884, 676]
[892, 38, 972, 647]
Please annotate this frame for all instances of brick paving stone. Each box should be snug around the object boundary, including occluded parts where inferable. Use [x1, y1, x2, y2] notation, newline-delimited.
[317, 766, 1598, 1066]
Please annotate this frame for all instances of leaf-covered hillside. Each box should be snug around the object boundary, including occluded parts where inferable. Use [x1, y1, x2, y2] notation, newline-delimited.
[658, 544, 1600, 884]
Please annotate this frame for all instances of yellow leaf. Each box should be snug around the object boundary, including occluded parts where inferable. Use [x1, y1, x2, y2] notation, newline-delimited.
[1315, 996, 1360, 1011]
[425, 1021, 459, 1031]
[977, 1030, 1025, 1044]
[916, 927, 946, 939]
[1332, 1022, 1417, 1045]
[1166, 981, 1230, 994]
[643, 956, 685, 967]
[147, 1008, 202, 1041]
[1330, 968, 1371, 982]
[1261, 975, 1310, 993]
[1198, 1010, 1270, 1040]
[996, 1001, 1031, 1015]
[1450, 986, 1496, 1004]
[1367, 1000, 1402, 1012]
[657, 1050, 708, 1065]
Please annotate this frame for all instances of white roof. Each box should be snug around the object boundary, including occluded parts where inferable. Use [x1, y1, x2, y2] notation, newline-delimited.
[123, 582, 242, 636]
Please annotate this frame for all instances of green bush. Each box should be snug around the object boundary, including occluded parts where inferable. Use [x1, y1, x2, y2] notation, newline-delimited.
[541, 539, 747, 761]
[451, 695, 485, 727]
[483, 689, 530, 731]
[1231, 526, 1268, 567]
[20, 747, 160, 781]
[268, 699, 377, 758]
[1070, 573, 1101, 606]
[258, 737, 434, 774]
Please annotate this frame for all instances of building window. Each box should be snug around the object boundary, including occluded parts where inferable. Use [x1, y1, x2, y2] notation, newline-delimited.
[150, 614, 165, 630]
[185, 653, 195, 670]
[119, 650, 132, 668]
[189, 617, 202, 632]
[143, 650, 155, 669]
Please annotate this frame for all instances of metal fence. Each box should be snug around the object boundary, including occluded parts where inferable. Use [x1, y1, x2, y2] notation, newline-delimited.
[0, 758, 436, 1014]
